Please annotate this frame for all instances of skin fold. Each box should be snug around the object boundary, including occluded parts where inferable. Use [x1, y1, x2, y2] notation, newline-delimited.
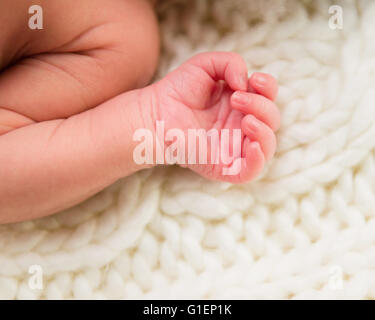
[0, 1, 280, 224]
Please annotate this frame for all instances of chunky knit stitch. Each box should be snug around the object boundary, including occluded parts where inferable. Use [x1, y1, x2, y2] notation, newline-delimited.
[1, 0, 375, 299]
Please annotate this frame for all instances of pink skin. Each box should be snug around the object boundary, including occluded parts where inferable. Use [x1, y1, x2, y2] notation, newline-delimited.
[149, 52, 280, 183]
[0, 52, 279, 224]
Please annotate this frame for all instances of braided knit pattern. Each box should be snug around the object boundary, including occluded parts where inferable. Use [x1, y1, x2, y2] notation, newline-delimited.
[1, 0, 375, 299]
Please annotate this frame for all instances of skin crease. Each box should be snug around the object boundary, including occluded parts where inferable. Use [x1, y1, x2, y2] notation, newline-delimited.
[0, 1, 280, 224]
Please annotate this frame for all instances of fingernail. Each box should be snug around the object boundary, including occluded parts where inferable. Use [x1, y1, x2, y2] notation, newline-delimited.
[232, 91, 250, 105]
[254, 73, 267, 86]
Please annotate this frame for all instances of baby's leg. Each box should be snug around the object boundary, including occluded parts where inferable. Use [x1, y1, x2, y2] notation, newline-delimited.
[0, 0, 159, 134]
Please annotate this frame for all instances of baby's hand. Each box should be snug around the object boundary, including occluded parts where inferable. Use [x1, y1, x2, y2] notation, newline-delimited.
[148, 52, 280, 183]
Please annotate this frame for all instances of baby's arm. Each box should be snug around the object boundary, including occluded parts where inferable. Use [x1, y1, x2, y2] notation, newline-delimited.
[0, 52, 280, 224]
[0, 89, 153, 224]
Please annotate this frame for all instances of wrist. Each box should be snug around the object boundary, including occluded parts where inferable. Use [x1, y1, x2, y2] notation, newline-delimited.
[127, 85, 159, 171]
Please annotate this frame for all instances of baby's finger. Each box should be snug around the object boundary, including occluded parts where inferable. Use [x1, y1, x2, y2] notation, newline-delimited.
[238, 138, 265, 183]
[188, 51, 248, 91]
[220, 137, 265, 184]
[241, 114, 276, 161]
[231, 91, 281, 131]
[249, 73, 278, 101]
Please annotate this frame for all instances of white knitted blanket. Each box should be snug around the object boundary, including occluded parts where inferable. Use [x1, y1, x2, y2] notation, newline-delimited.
[1, 0, 375, 299]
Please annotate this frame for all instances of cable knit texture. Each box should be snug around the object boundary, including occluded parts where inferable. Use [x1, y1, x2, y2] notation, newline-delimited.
[1, 0, 375, 299]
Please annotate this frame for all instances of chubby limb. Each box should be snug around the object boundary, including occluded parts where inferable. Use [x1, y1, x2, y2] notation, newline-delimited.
[0, 89, 154, 224]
